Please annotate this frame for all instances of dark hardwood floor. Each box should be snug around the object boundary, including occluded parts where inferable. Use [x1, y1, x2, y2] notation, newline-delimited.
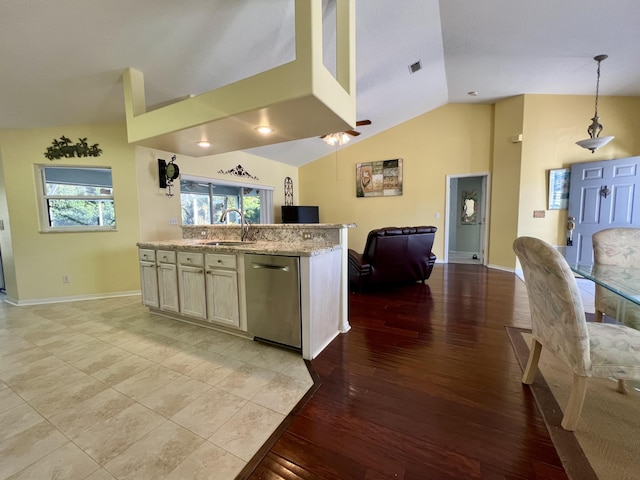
[247, 264, 568, 479]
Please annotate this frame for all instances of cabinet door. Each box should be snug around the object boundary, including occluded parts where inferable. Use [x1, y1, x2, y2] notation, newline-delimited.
[158, 263, 179, 313]
[140, 261, 159, 308]
[178, 265, 206, 319]
[206, 269, 240, 328]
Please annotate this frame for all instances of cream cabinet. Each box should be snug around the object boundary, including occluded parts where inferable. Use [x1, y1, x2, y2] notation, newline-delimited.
[139, 249, 159, 308]
[205, 253, 240, 328]
[177, 252, 206, 320]
[157, 250, 179, 313]
[137, 246, 245, 333]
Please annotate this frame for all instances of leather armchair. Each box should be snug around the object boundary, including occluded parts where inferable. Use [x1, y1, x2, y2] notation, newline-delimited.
[348, 226, 437, 291]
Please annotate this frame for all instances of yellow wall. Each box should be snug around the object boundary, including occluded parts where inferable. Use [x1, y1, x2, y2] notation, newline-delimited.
[1, 95, 638, 302]
[0, 124, 140, 303]
[301, 95, 640, 270]
[135, 148, 299, 242]
[518, 95, 640, 248]
[0, 125, 298, 303]
[0, 149, 16, 298]
[488, 95, 524, 268]
[299, 103, 494, 256]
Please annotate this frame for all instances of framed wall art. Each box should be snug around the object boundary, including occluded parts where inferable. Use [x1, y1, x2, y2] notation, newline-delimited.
[548, 168, 570, 210]
[356, 158, 403, 197]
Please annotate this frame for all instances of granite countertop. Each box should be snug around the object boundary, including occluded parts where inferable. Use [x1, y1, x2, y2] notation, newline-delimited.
[136, 238, 341, 257]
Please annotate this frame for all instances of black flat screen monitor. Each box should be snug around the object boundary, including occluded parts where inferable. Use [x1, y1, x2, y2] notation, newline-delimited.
[282, 206, 319, 224]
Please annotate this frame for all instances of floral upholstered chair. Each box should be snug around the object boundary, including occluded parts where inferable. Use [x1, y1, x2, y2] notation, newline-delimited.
[592, 228, 640, 329]
[513, 236, 640, 431]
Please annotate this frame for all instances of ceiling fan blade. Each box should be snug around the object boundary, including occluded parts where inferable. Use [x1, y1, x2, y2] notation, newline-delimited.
[355, 120, 372, 126]
[345, 130, 361, 136]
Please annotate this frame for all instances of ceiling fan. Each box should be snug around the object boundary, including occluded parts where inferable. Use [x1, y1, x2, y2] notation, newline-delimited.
[321, 120, 372, 146]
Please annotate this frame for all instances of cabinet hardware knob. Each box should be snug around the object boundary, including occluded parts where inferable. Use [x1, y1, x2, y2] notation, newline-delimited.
[218, 260, 222, 263]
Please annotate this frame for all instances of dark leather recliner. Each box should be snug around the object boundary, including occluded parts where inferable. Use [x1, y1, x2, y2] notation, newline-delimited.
[348, 226, 437, 291]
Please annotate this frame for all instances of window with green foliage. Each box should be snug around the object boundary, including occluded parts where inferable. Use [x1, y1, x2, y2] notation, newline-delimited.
[180, 178, 273, 225]
[37, 166, 115, 230]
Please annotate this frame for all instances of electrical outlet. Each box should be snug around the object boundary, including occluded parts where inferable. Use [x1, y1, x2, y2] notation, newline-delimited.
[169, 218, 179, 225]
[302, 232, 312, 240]
[62, 275, 70, 283]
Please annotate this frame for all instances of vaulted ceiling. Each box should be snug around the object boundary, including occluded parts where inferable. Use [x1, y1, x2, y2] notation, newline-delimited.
[2, 0, 639, 166]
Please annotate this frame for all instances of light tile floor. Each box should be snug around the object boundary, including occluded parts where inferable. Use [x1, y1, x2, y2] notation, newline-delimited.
[576, 277, 595, 313]
[0, 295, 313, 480]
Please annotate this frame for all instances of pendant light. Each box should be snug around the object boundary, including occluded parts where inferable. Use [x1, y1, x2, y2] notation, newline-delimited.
[322, 132, 351, 146]
[576, 54, 614, 153]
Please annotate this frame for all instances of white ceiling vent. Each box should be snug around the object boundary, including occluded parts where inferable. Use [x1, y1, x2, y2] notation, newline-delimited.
[408, 60, 422, 74]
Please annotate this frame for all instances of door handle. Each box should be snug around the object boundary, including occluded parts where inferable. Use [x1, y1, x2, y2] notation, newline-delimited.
[566, 216, 575, 246]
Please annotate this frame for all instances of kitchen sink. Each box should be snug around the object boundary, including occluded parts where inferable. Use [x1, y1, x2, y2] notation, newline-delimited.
[204, 241, 256, 246]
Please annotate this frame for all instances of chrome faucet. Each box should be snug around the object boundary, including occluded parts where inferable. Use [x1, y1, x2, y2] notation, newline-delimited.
[219, 208, 250, 242]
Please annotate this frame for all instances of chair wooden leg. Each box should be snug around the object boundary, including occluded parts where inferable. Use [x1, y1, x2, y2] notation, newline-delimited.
[561, 374, 588, 431]
[616, 379, 628, 394]
[522, 339, 542, 384]
[594, 310, 604, 322]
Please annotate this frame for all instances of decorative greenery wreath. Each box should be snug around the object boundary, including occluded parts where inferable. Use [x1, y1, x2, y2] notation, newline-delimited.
[44, 136, 102, 160]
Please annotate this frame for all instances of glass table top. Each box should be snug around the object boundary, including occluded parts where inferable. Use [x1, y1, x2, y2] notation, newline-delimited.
[569, 263, 640, 306]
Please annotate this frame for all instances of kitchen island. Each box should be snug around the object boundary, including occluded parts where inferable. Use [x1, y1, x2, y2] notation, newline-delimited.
[137, 223, 352, 360]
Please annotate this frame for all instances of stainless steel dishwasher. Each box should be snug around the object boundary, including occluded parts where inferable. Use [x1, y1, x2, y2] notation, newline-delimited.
[244, 254, 301, 349]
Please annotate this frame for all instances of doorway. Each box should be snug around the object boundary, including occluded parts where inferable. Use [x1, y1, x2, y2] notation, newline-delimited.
[445, 173, 490, 264]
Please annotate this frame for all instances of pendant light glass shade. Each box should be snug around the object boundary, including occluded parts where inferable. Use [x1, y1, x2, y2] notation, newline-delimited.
[576, 54, 614, 153]
[576, 135, 614, 152]
[322, 132, 350, 146]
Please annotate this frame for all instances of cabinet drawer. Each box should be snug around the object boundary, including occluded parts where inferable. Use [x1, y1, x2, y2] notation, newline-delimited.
[139, 249, 156, 262]
[178, 252, 204, 267]
[206, 253, 237, 269]
[157, 250, 176, 264]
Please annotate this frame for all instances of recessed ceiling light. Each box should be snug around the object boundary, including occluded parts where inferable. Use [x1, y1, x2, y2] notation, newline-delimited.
[255, 126, 274, 135]
[196, 141, 211, 147]
[468, 91, 479, 96]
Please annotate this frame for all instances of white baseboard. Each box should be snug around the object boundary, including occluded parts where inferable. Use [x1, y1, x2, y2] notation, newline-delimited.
[486, 263, 515, 273]
[3, 290, 141, 306]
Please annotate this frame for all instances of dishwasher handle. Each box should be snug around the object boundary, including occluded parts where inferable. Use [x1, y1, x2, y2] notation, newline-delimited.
[251, 262, 290, 272]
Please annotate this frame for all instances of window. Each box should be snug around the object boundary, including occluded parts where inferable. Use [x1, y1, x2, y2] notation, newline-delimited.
[36, 166, 115, 231]
[180, 177, 273, 225]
